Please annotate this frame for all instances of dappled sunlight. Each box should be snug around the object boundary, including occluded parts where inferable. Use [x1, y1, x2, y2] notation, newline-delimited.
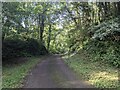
[89, 71, 118, 80]
[2, 2, 120, 88]
[61, 80, 93, 88]
[69, 52, 78, 57]
[64, 54, 119, 88]
[87, 71, 119, 88]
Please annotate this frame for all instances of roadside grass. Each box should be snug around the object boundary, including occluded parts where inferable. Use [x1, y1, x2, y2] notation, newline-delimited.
[2, 56, 42, 88]
[63, 54, 119, 88]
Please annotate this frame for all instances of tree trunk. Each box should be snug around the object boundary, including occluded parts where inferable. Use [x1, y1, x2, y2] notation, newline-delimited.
[117, 2, 120, 15]
[38, 13, 45, 43]
[2, 32, 5, 41]
[47, 24, 51, 50]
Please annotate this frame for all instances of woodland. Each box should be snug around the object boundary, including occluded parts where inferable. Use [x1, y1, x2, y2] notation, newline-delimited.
[2, 2, 120, 67]
[2, 2, 120, 88]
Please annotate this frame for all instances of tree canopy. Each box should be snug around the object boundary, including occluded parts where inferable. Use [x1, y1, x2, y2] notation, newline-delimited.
[2, 2, 120, 67]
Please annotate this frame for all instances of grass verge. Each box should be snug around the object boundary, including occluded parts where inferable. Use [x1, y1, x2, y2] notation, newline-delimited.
[63, 54, 119, 88]
[2, 56, 42, 88]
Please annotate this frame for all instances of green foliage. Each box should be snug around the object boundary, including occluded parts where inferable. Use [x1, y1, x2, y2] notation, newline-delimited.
[26, 38, 48, 55]
[2, 2, 120, 88]
[84, 17, 120, 68]
[102, 44, 120, 67]
[2, 57, 42, 88]
[2, 2, 120, 68]
[2, 38, 48, 60]
[2, 39, 28, 59]
[88, 17, 120, 41]
[63, 54, 119, 88]
[84, 40, 120, 68]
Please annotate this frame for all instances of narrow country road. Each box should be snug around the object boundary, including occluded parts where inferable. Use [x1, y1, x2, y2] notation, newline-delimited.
[23, 55, 93, 88]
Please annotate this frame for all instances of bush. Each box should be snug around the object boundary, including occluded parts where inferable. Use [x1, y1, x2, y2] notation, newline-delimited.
[84, 39, 120, 68]
[2, 38, 48, 61]
[83, 17, 120, 68]
[26, 38, 48, 55]
[88, 17, 120, 41]
[2, 39, 27, 59]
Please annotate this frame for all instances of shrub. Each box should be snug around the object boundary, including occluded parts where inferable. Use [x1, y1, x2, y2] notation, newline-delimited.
[2, 38, 48, 61]
[26, 38, 48, 55]
[83, 17, 120, 68]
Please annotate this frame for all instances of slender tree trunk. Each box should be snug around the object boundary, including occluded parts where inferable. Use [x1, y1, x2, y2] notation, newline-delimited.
[38, 14, 40, 39]
[2, 32, 5, 41]
[38, 13, 45, 43]
[47, 24, 51, 50]
[104, 2, 108, 17]
[100, 2, 107, 20]
[117, 2, 120, 15]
